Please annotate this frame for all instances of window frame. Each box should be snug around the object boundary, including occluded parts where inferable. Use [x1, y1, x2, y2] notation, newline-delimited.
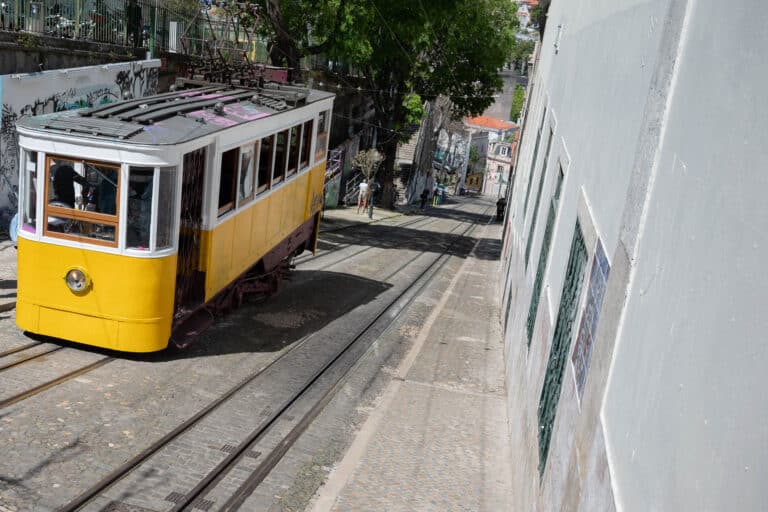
[272, 129, 289, 185]
[286, 124, 301, 178]
[237, 143, 256, 207]
[314, 110, 330, 163]
[257, 135, 274, 194]
[217, 147, 240, 217]
[43, 155, 121, 248]
[21, 149, 39, 234]
[300, 119, 314, 170]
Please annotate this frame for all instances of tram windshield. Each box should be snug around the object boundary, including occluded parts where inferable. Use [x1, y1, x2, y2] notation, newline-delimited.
[45, 156, 120, 246]
[27, 153, 177, 252]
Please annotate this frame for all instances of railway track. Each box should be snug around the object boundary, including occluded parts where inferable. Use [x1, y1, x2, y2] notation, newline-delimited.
[0, 344, 63, 372]
[294, 209, 447, 267]
[0, 206, 458, 418]
[0, 354, 114, 410]
[60, 203, 491, 512]
[0, 341, 43, 359]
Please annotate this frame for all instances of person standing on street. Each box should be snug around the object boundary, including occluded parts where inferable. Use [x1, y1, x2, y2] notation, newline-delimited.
[420, 188, 429, 209]
[368, 181, 380, 219]
[357, 179, 369, 214]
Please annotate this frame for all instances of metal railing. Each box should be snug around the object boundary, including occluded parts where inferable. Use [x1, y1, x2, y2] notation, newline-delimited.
[0, 0, 193, 51]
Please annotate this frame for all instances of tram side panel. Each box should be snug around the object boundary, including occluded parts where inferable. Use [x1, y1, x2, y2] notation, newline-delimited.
[200, 160, 325, 302]
[16, 239, 177, 352]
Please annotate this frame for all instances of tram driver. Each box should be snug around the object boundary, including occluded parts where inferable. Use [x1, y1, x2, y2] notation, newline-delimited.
[51, 163, 88, 208]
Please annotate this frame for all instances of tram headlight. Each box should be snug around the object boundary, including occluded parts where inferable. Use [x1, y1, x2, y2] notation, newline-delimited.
[64, 268, 90, 293]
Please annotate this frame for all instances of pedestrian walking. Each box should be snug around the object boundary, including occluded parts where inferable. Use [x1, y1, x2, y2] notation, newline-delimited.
[357, 179, 369, 214]
[420, 188, 429, 209]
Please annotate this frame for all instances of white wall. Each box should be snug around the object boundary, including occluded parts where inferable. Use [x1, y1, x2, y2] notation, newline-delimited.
[0, 60, 160, 225]
[500, 0, 767, 509]
[602, 2, 768, 509]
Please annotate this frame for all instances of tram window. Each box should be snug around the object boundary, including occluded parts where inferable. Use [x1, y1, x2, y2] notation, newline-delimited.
[218, 148, 239, 216]
[127, 168, 154, 250]
[84, 161, 119, 215]
[48, 157, 85, 210]
[257, 135, 273, 194]
[156, 168, 177, 249]
[300, 120, 313, 170]
[273, 130, 288, 185]
[44, 156, 120, 247]
[22, 150, 38, 233]
[315, 110, 330, 162]
[238, 145, 255, 206]
[287, 125, 301, 177]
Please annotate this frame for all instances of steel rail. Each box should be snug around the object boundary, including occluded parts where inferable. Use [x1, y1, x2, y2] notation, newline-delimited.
[0, 357, 114, 410]
[0, 341, 43, 359]
[0, 346, 63, 372]
[178, 205, 492, 511]
[58, 201, 489, 512]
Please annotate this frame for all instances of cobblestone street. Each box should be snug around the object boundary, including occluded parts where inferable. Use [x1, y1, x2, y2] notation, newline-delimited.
[0, 197, 512, 511]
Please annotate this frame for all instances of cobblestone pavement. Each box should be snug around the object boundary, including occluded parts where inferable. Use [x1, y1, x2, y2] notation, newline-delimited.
[302, 205, 513, 512]
[0, 199, 484, 511]
[224, 198, 513, 511]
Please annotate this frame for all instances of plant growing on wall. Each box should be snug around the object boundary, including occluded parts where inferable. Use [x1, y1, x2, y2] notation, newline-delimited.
[510, 83, 525, 122]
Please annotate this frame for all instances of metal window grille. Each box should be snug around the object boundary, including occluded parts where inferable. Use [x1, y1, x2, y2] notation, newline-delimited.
[571, 239, 610, 400]
[524, 128, 554, 267]
[527, 167, 564, 345]
[537, 221, 588, 476]
[522, 107, 547, 214]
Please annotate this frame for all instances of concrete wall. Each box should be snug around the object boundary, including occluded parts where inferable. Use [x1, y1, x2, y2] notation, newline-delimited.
[0, 59, 159, 226]
[499, 0, 768, 510]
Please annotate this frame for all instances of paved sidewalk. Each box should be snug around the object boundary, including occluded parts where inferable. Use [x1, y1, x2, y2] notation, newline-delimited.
[0, 238, 17, 312]
[319, 205, 407, 232]
[309, 216, 512, 511]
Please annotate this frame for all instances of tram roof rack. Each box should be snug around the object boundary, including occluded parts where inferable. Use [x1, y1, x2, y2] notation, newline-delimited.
[15, 82, 334, 146]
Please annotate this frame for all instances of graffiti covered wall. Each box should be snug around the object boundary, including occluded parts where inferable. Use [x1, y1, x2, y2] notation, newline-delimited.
[0, 59, 160, 227]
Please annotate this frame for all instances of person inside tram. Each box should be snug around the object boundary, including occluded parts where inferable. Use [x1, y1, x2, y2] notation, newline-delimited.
[51, 163, 88, 208]
[97, 169, 118, 215]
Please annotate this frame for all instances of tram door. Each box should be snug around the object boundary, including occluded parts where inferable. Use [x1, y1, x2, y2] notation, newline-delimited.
[174, 148, 207, 318]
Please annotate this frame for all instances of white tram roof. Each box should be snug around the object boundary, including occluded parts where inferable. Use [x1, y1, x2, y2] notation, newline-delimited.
[16, 82, 335, 146]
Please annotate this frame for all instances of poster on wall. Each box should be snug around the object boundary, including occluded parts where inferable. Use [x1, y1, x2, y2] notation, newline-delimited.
[0, 60, 160, 225]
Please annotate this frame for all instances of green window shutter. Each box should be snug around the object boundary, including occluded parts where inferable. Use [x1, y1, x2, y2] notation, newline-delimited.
[526, 168, 564, 345]
[537, 221, 588, 476]
[522, 108, 547, 214]
[524, 129, 555, 267]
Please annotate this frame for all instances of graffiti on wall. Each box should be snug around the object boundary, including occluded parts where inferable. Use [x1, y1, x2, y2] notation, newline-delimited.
[0, 61, 159, 226]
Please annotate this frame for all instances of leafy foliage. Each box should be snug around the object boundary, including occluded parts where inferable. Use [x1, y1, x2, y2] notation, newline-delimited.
[256, 0, 521, 207]
[511, 39, 535, 66]
[510, 83, 525, 122]
[352, 149, 384, 180]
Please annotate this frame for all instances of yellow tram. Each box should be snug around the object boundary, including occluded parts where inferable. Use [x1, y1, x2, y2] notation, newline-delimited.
[14, 81, 335, 352]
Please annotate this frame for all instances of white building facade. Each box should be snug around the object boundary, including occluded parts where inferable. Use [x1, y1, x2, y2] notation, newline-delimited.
[484, 140, 514, 198]
[499, 1, 768, 510]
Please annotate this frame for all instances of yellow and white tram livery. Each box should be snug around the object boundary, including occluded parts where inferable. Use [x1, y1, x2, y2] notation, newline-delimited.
[15, 82, 334, 352]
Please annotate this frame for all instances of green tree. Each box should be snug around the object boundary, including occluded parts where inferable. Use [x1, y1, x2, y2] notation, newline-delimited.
[258, 0, 519, 208]
[510, 39, 535, 69]
[510, 83, 525, 122]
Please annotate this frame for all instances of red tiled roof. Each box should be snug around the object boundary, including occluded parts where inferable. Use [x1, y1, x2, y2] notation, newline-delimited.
[465, 116, 517, 132]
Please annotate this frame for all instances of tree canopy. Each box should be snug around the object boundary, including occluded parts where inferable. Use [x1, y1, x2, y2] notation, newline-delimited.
[255, 0, 520, 206]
